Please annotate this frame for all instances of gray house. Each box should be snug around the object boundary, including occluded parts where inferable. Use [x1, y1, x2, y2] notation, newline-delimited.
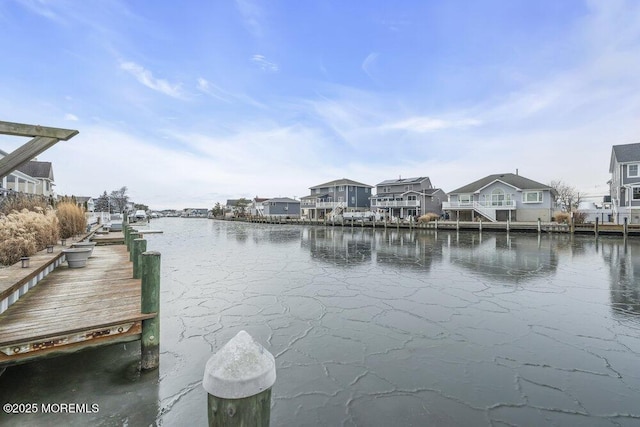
[444, 173, 556, 222]
[262, 197, 301, 218]
[302, 178, 373, 219]
[371, 176, 446, 219]
[609, 142, 640, 223]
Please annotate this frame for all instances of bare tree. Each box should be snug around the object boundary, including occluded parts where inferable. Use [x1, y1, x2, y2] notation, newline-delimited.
[549, 180, 582, 211]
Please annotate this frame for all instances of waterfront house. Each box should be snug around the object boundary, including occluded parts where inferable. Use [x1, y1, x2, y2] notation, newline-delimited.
[371, 176, 446, 219]
[262, 197, 301, 218]
[16, 160, 55, 198]
[249, 197, 270, 216]
[609, 142, 640, 224]
[302, 178, 373, 219]
[76, 196, 95, 212]
[0, 150, 45, 196]
[443, 173, 556, 222]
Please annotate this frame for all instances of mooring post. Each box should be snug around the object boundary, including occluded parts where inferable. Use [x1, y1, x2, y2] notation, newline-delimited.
[129, 232, 141, 260]
[141, 251, 161, 370]
[479, 219, 483, 233]
[595, 217, 599, 237]
[624, 217, 628, 237]
[456, 218, 460, 231]
[537, 218, 541, 234]
[203, 330, 276, 427]
[132, 238, 147, 279]
[123, 225, 130, 246]
[507, 219, 510, 233]
[570, 213, 575, 235]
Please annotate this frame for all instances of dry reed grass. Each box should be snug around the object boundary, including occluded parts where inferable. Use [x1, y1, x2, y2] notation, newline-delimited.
[0, 208, 59, 265]
[56, 202, 87, 239]
[418, 213, 440, 223]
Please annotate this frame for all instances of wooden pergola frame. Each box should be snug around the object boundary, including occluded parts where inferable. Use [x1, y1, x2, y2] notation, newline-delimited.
[0, 121, 79, 180]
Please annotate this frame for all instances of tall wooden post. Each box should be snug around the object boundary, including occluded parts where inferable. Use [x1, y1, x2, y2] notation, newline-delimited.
[129, 232, 141, 260]
[132, 238, 147, 279]
[537, 218, 541, 234]
[595, 217, 599, 238]
[141, 251, 161, 370]
[570, 213, 575, 235]
[123, 225, 130, 246]
[624, 217, 628, 237]
[204, 330, 276, 427]
[479, 219, 483, 233]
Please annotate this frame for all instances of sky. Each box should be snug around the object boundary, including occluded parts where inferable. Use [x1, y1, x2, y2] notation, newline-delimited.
[0, 0, 639, 210]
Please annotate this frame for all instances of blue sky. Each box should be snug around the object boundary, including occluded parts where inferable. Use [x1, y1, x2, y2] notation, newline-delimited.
[0, 0, 638, 209]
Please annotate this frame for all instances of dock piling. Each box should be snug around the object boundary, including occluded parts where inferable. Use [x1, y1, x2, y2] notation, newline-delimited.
[141, 251, 161, 370]
[203, 330, 276, 427]
[132, 238, 147, 279]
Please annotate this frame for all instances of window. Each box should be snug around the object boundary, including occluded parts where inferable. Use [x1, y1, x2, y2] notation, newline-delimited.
[633, 187, 640, 201]
[523, 191, 543, 203]
[338, 186, 345, 191]
[490, 189, 505, 206]
[459, 194, 472, 205]
[629, 164, 640, 178]
[365, 188, 369, 193]
[407, 195, 417, 201]
[351, 196, 355, 204]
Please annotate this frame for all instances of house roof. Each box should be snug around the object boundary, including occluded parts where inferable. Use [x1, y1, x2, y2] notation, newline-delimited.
[376, 176, 430, 186]
[75, 196, 93, 203]
[449, 173, 552, 194]
[263, 197, 300, 204]
[310, 178, 372, 189]
[610, 143, 640, 172]
[16, 160, 53, 180]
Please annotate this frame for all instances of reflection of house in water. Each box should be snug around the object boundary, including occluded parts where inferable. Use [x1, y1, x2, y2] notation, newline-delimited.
[601, 239, 640, 317]
[301, 228, 373, 266]
[445, 234, 559, 284]
[373, 230, 443, 270]
[300, 228, 444, 269]
[252, 227, 302, 244]
[226, 224, 302, 244]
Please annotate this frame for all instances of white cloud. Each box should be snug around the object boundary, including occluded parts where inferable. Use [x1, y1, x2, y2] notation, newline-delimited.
[120, 61, 184, 99]
[15, 0, 63, 23]
[251, 55, 278, 72]
[361, 52, 379, 81]
[196, 77, 231, 102]
[64, 113, 79, 121]
[383, 117, 482, 133]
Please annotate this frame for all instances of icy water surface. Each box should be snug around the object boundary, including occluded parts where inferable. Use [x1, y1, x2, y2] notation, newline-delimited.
[1, 218, 639, 426]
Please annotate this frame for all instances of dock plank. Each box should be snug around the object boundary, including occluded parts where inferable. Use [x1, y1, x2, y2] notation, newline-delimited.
[0, 245, 153, 355]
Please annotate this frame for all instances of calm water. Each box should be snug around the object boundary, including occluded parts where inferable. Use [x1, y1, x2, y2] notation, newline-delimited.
[1, 218, 639, 426]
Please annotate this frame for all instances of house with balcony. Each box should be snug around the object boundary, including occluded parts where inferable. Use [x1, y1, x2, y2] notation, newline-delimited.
[371, 176, 446, 219]
[443, 173, 556, 222]
[16, 160, 55, 198]
[609, 142, 640, 224]
[262, 197, 301, 218]
[302, 178, 373, 219]
[0, 149, 42, 197]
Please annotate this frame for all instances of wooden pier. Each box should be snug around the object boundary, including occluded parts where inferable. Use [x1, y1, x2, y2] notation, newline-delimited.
[233, 216, 640, 237]
[0, 230, 160, 368]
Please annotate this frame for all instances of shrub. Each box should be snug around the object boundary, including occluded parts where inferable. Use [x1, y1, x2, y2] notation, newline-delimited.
[0, 208, 59, 265]
[418, 213, 440, 223]
[56, 202, 87, 239]
[552, 211, 571, 223]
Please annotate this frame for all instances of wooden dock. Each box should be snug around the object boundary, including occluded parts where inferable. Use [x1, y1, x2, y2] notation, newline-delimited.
[234, 216, 640, 236]
[0, 242, 156, 367]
